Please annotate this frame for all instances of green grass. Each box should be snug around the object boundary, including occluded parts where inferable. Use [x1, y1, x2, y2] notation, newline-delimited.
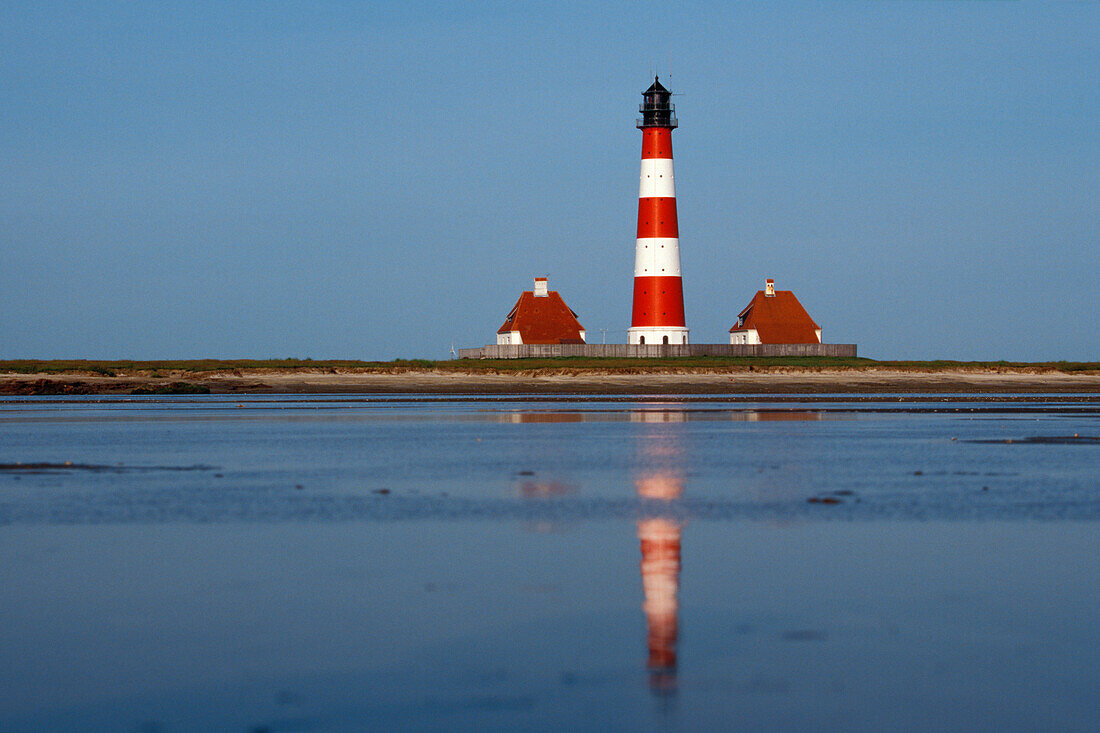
[0, 357, 1097, 374]
[0, 359, 377, 374]
[443, 357, 1099, 372]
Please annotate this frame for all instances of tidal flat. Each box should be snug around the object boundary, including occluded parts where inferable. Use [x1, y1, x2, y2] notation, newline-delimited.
[1, 395, 1098, 731]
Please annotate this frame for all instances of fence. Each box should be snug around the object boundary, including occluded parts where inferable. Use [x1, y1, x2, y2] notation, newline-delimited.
[457, 343, 858, 359]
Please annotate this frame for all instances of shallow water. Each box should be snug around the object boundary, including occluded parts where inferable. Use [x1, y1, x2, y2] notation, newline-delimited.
[1, 395, 1098, 731]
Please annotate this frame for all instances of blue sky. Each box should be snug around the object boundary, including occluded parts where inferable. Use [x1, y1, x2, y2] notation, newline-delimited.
[1, 2, 1096, 361]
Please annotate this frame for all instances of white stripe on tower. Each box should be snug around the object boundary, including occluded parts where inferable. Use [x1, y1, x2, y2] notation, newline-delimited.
[634, 238, 682, 277]
[638, 159, 676, 198]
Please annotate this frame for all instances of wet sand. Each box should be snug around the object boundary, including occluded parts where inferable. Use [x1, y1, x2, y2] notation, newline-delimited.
[2, 396, 1099, 730]
[2, 367, 1100, 396]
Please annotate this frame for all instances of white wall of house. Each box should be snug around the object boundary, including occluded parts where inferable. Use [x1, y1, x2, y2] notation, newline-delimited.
[729, 329, 761, 345]
[497, 330, 524, 345]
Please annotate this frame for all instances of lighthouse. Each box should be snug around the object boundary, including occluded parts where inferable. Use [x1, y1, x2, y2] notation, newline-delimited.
[628, 77, 689, 346]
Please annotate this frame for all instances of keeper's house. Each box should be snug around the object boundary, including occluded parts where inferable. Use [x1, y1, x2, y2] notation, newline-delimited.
[497, 277, 586, 346]
[729, 279, 822, 345]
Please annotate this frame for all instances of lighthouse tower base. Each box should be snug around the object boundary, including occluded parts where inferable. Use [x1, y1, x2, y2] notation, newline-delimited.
[628, 327, 690, 346]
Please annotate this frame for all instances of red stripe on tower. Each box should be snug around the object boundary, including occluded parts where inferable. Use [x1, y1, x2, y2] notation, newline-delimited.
[636, 198, 679, 239]
[640, 128, 673, 159]
[628, 77, 689, 346]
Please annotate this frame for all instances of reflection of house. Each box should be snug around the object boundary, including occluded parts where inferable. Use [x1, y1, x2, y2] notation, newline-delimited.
[729, 278, 822, 345]
[735, 410, 822, 422]
[496, 277, 586, 345]
[503, 411, 585, 424]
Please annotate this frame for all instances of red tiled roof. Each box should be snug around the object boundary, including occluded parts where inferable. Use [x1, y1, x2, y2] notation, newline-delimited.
[729, 290, 821, 344]
[497, 291, 586, 344]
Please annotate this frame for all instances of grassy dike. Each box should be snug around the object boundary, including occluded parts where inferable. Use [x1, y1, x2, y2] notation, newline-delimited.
[3, 358, 1099, 397]
[0, 357, 1098, 375]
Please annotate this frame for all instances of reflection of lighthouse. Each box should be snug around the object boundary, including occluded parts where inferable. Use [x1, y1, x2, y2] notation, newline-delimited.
[638, 475, 682, 693]
[634, 408, 685, 696]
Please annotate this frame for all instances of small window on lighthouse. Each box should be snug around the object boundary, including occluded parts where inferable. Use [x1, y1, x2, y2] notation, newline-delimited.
[639, 336, 645, 344]
[662, 336, 669, 344]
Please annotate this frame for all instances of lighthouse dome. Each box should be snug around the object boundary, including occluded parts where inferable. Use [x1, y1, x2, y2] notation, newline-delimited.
[638, 76, 676, 129]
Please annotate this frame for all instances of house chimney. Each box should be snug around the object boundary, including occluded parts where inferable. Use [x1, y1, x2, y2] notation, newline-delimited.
[534, 277, 548, 297]
[765, 278, 775, 297]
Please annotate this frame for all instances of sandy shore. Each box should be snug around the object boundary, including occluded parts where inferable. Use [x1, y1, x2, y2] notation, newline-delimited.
[2, 367, 1100, 397]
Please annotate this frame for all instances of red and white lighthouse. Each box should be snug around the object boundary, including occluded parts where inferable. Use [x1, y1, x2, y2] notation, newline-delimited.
[628, 77, 689, 346]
